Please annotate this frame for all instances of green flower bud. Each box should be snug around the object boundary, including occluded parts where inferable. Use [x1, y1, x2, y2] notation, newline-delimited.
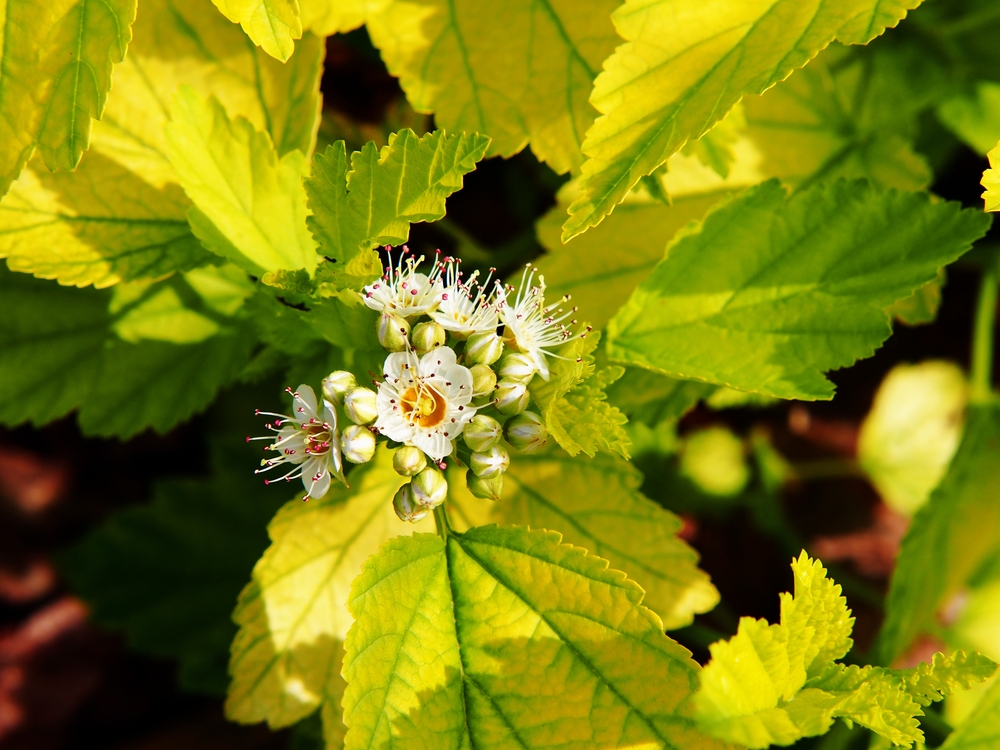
[463, 414, 502, 452]
[494, 379, 529, 416]
[466, 470, 503, 502]
[469, 364, 497, 398]
[343, 386, 378, 425]
[411, 466, 448, 509]
[393, 484, 428, 523]
[470, 444, 509, 478]
[464, 331, 504, 366]
[504, 410, 548, 453]
[322, 370, 357, 406]
[341, 424, 376, 464]
[496, 352, 535, 384]
[411, 320, 447, 354]
[392, 445, 427, 477]
[376, 312, 410, 352]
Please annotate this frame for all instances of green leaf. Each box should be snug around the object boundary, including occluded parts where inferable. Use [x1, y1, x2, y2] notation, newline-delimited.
[210, 0, 302, 61]
[447, 451, 719, 630]
[606, 180, 990, 401]
[562, 0, 923, 240]
[165, 88, 319, 276]
[59, 441, 290, 695]
[365, 0, 621, 174]
[304, 130, 489, 289]
[888, 271, 945, 326]
[342, 525, 728, 750]
[0, 0, 137, 196]
[941, 678, 1000, 749]
[226, 449, 433, 729]
[897, 652, 998, 707]
[877, 403, 1000, 664]
[299, 0, 371, 35]
[938, 82, 1000, 154]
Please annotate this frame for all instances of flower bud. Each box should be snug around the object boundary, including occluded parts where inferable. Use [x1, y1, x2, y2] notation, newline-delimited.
[466, 470, 503, 502]
[505, 410, 548, 453]
[494, 379, 529, 416]
[393, 484, 428, 523]
[411, 466, 448, 509]
[341, 424, 376, 464]
[322, 370, 357, 406]
[392, 445, 427, 477]
[470, 444, 509, 478]
[464, 331, 504, 366]
[411, 321, 447, 354]
[377, 312, 410, 352]
[343, 387, 378, 424]
[469, 364, 497, 398]
[496, 352, 535, 384]
[464, 414, 502, 452]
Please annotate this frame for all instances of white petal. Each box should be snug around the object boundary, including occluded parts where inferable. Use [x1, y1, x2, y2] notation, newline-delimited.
[322, 400, 338, 429]
[375, 412, 414, 443]
[414, 431, 451, 461]
[294, 384, 319, 419]
[430, 364, 473, 402]
[531, 351, 551, 380]
[419, 346, 457, 373]
[308, 466, 332, 500]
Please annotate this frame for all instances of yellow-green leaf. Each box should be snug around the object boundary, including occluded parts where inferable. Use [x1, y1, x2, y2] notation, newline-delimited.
[983, 140, 1000, 213]
[563, 0, 923, 240]
[299, 0, 376, 35]
[447, 451, 719, 629]
[343, 525, 729, 750]
[211, 0, 302, 61]
[165, 89, 319, 276]
[226, 450, 433, 728]
[365, 0, 621, 174]
[941, 678, 1000, 749]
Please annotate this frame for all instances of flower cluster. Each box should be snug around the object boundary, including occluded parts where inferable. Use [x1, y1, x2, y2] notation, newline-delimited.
[251, 249, 585, 521]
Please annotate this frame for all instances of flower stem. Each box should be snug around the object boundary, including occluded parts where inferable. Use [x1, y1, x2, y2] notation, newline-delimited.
[433, 505, 451, 541]
[970, 268, 998, 403]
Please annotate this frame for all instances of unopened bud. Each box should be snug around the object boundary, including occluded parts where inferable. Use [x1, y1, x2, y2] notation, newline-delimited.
[322, 370, 357, 405]
[505, 410, 548, 453]
[494, 379, 529, 416]
[466, 470, 503, 502]
[392, 445, 427, 477]
[412, 466, 448, 508]
[496, 352, 535, 383]
[470, 444, 509, 478]
[377, 312, 410, 352]
[344, 387, 378, 424]
[464, 414, 502, 452]
[470, 364, 497, 398]
[412, 321, 447, 354]
[465, 331, 504, 366]
[341, 424, 376, 464]
[393, 484, 428, 523]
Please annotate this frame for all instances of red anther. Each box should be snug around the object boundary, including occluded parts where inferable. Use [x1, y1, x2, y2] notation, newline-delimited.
[245, 436, 251, 443]
[255, 409, 261, 415]
[264, 479, 271, 485]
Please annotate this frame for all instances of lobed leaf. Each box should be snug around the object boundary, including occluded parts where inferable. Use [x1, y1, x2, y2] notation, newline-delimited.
[563, 0, 923, 240]
[605, 180, 990, 401]
[210, 0, 302, 61]
[343, 525, 729, 750]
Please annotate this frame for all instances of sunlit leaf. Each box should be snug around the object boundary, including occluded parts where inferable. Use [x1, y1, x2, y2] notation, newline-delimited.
[606, 180, 989, 400]
[211, 0, 302, 61]
[343, 525, 728, 750]
[563, 0, 923, 240]
[983, 140, 1000, 213]
[941, 678, 1000, 750]
[365, 0, 620, 174]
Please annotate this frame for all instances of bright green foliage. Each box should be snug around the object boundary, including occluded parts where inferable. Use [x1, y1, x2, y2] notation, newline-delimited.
[694, 553, 995, 748]
[343, 525, 728, 750]
[531, 332, 631, 458]
[211, 0, 302, 61]
[365, 0, 621, 174]
[305, 129, 489, 290]
[743, 45, 930, 191]
[226, 451, 433, 729]
[446, 451, 720, 629]
[299, 0, 371, 36]
[941, 678, 1000, 749]
[59, 442, 290, 695]
[889, 272, 945, 326]
[0, 0, 137, 196]
[878, 404, 1000, 664]
[937, 82, 1000, 154]
[166, 88, 319, 276]
[606, 180, 990, 400]
[0, 267, 252, 437]
[562, 0, 922, 240]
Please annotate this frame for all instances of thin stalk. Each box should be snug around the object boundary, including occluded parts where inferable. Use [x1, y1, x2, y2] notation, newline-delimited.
[970, 268, 998, 403]
[433, 505, 451, 541]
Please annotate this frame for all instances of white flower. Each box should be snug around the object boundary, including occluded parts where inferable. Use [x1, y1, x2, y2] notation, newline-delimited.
[374, 347, 478, 460]
[249, 385, 345, 500]
[429, 257, 499, 336]
[362, 249, 443, 318]
[497, 264, 580, 380]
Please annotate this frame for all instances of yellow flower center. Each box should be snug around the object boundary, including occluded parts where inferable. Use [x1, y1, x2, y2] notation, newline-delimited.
[400, 385, 447, 427]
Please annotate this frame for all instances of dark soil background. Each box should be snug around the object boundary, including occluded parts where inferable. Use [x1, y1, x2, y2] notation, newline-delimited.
[0, 29, 995, 750]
